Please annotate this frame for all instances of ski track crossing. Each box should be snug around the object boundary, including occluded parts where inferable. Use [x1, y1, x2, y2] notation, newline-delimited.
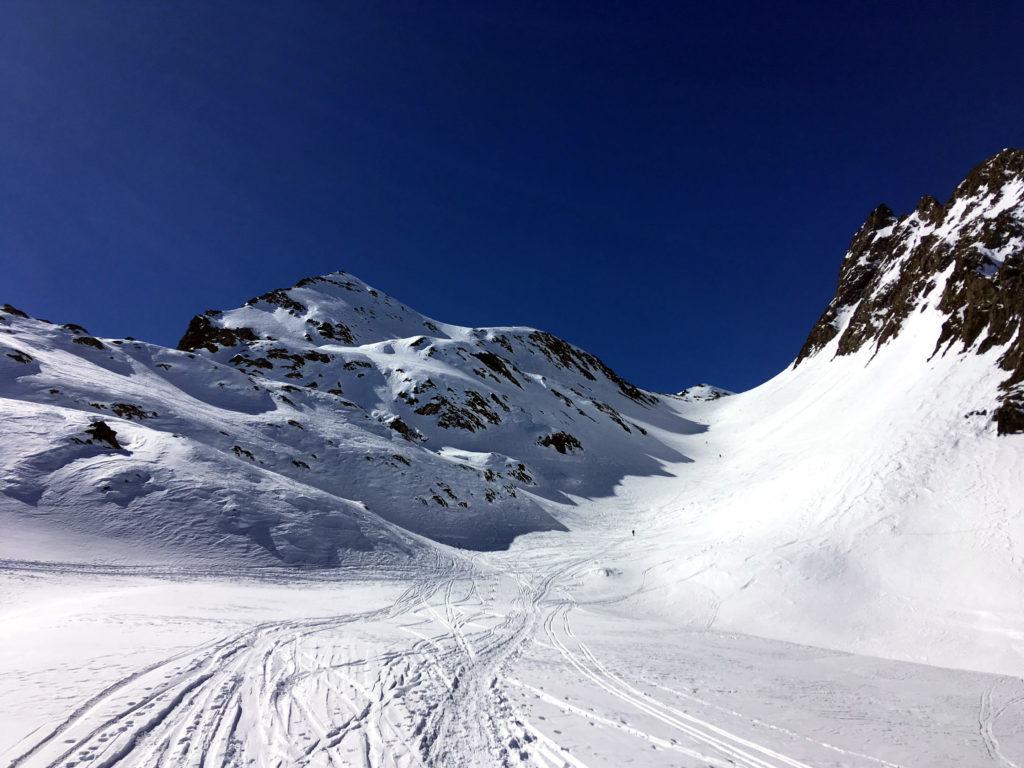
[3, 534, 1021, 768]
[2, 535, 852, 768]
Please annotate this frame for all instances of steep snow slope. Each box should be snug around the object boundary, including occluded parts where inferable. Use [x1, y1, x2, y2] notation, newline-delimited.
[596, 318, 1024, 674]
[0, 275, 695, 563]
[583, 149, 1024, 674]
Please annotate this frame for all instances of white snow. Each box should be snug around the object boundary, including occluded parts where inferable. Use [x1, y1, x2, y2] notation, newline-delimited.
[2, 246, 1024, 765]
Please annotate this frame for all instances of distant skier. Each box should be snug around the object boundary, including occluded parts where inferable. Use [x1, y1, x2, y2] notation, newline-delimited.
[631, 529, 635, 536]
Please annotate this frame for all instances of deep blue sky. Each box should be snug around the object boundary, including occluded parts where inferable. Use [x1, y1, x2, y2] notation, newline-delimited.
[2, 2, 1022, 392]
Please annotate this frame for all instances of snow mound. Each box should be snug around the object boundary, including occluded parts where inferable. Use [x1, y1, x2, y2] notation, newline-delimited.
[673, 384, 734, 402]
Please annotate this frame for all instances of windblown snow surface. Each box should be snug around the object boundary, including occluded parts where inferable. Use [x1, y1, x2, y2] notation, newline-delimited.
[3, 152, 1024, 767]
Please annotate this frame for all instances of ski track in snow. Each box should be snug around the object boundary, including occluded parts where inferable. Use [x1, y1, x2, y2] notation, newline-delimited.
[0, 546, 829, 768]
[9, 535, 1017, 768]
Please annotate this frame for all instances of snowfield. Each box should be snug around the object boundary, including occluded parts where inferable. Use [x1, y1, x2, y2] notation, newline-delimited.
[3, 150, 1024, 766]
[3, 496, 1024, 768]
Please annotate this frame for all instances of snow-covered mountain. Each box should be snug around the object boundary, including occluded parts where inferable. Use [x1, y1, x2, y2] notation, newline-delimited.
[673, 384, 734, 402]
[1, 149, 1022, 674]
[0, 272, 694, 565]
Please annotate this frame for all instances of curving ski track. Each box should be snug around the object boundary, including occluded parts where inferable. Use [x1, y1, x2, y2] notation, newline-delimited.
[4, 540, 1015, 768]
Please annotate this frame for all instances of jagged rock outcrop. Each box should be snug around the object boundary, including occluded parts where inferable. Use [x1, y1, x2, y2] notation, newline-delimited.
[796, 148, 1024, 433]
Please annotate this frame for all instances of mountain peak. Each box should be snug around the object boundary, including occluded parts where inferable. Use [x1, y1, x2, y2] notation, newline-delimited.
[914, 194, 943, 223]
[178, 269, 458, 354]
[951, 146, 1024, 203]
[674, 384, 733, 402]
[863, 202, 897, 231]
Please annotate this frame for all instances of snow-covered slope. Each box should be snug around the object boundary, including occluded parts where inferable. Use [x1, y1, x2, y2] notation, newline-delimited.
[796, 147, 1024, 433]
[0, 275, 695, 564]
[583, 148, 1024, 673]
